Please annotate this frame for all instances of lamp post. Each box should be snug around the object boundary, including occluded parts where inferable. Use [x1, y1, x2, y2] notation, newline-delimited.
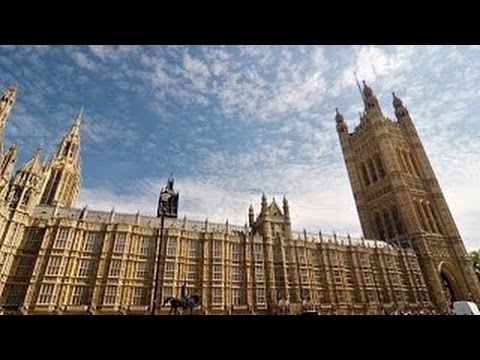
[150, 191, 171, 316]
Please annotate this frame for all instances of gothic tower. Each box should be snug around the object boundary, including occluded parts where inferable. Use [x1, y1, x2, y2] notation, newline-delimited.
[40, 108, 82, 207]
[0, 85, 17, 154]
[336, 81, 480, 312]
[0, 146, 46, 296]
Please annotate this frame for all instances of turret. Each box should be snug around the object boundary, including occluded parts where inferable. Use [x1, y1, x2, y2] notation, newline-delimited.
[0, 143, 18, 190]
[40, 108, 82, 207]
[0, 85, 18, 153]
[248, 203, 254, 227]
[362, 80, 383, 118]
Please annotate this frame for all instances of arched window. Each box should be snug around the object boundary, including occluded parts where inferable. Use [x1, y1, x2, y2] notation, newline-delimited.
[375, 154, 386, 178]
[374, 212, 385, 240]
[391, 206, 404, 236]
[361, 163, 370, 186]
[415, 202, 428, 231]
[368, 159, 378, 182]
[383, 210, 394, 239]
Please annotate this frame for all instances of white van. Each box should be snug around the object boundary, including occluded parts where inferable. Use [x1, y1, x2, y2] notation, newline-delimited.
[453, 301, 480, 315]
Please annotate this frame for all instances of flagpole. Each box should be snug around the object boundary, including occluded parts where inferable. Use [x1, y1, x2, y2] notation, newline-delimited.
[151, 210, 165, 315]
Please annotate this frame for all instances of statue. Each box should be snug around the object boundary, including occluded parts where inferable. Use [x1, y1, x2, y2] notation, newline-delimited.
[163, 285, 201, 315]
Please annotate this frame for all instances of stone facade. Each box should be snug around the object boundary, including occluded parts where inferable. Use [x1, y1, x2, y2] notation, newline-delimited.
[0, 82, 476, 315]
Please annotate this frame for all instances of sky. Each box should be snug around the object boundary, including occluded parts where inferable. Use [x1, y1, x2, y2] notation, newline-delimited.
[0, 45, 479, 250]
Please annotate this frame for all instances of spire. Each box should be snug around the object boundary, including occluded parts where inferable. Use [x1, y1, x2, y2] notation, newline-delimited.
[335, 108, 348, 133]
[261, 192, 268, 214]
[361, 80, 383, 118]
[0, 85, 18, 153]
[283, 195, 290, 220]
[354, 71, 365, 104]
[392, 91, 409, 120]
[69, 106, 83, 139]
[248, 203, 254, 227]
[0, 142, 18, 190]
[20, 145, 43, 173]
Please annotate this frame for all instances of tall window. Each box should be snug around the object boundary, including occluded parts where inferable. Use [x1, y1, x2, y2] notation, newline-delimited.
[232, 266, 242, 282]
[136, 262, 149, 279]
[72, 286, 88, 305]
[256, 288, 266, 304]
[233, 289, 244, 306]
[104, 286, 117, 305]
[164, 262, 174, 278]
[140, 237, 154, 256]
[232, 243, 242, 261]
[24, 229, 44, 250]
[38, 284, 56, 304]
[113, 233, 126, 253]
[212, 288, 223, 304]
[361, 163, 370, 186]
[78, 259, 94, 278]
[163, 286, 173, 303]
[254, 244, 263, 262]
[374, 212, 385, 240]
[368, 159, 378, 182]
[189, 241, 200, 258]
[383, 210, 394, 238]
[54, 228, 70, 249]
[375, 154, 386, 178]
[16, 256, 35, 277]
[213, 241, 222, 258]
[84, 232, 102, 252]
[166, 238, 177, 256]
[133, 287, 147, 306]
[213, 265, 222, 280]
[109, 259, 122, 277]
[255, 266, 264, 282]
[187, 264, 198, 280]
[46, 256, 64, 276]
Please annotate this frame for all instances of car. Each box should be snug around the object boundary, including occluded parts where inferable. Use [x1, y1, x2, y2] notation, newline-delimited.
[453, 301, 480, 315]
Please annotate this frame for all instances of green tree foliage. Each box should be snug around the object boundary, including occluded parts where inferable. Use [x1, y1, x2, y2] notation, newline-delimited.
[469, 250, 480, 281]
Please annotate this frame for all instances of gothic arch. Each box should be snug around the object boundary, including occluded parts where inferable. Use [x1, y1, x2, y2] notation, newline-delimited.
[438, 261, 464, 305]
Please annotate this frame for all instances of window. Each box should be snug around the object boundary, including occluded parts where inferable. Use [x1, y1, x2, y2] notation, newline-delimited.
[72, 286, 88, 305]
[368, 159, 378, 182]
[256, 288, 266, 304]
[104, 286, 117, 305]
[24, 229, 44, 250]
[187, 264, 198, 280]
[213, 265, 222, 280]
[164, 262, 174, 278]
[232, 267, 243, 282]
[166, 238, 177, 256]
[213, 241, 222, 258]
[84, 232, 102, 252]
[189, 241, 200, 258]
[46, 256, 63, 276]
[375, 155, 386, 178]
[133, 287, 147, 306]
[38, 284, 56, 304]
[140, 237, 154, 256]
[314, 270, 322, 283]
[16, 256, 35, 277]
[361, 163, 370, 186]
[300, 268, 308, 283]
[163, 286, 173, 303]
[212, 288, 223, 304]
[78, 259, 94, 277]
[255, 266, 264, 282]
[273, 247, 283, 262]
[232, 243, 242, 261]
[136, 262, 150, 279]
[109, 259, 122, 277]
[233, 289, 244, 306]
[5, 284, 25, 305]
[54, 228, 70, 249]
[254, 244, 263, 262]
[113, 233, 126, 253]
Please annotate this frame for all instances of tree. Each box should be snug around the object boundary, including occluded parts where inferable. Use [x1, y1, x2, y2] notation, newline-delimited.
[469, 250, 480, 281]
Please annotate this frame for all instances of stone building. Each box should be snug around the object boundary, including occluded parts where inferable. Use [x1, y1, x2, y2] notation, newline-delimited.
[0, 82, 477, 315]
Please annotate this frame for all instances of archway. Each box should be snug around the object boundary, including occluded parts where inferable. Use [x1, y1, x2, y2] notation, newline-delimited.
[438, 262, 463, 307]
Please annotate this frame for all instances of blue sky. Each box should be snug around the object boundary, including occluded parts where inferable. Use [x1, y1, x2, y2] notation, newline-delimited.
[0, 45, 479, 249]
